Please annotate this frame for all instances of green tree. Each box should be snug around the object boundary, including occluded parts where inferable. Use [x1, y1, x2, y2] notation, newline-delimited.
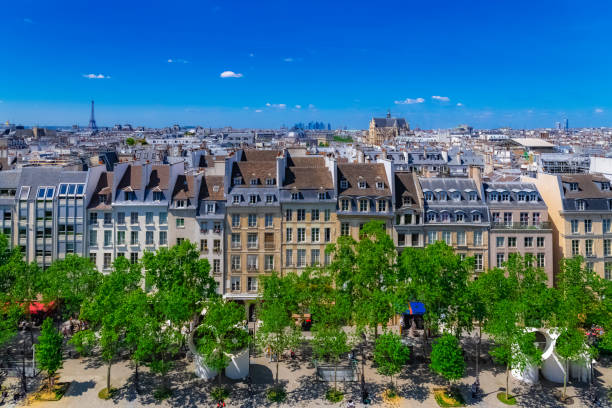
[122, 288, 151, 393]
[125, 137, 135, 146]
[43, 254, 102, 318]
[311, 326, 351, 392]
[373, 332, 410, 388]
[36, 318, 64, 390]
[430, 334, 465, 389]
[196, 299, 249, 388]
[556, 328, 588, 401]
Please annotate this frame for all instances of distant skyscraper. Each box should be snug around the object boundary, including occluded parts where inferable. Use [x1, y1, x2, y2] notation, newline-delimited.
[564, 118, 569, 132]
[88, 100, 98, 131]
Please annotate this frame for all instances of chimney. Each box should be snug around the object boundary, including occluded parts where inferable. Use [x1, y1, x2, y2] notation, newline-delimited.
[468, 165, 481, 184]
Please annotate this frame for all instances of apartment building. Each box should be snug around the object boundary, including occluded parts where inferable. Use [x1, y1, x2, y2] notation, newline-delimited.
[419, 177, 490, 273]
[224, 150, 282, 303]
[393, 171, 424, 249]
[484, 181, 553, 284]
[527, 173, 612, 280]
[337, 163, 394, 239]
[280, 153, 337, 272]
[0, 171, 19, 241]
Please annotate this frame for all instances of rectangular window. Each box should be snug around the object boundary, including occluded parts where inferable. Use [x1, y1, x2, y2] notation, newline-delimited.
[247, 277, 258, 292]
[89, 230, 97, 246]
[537, 253, 545, 268]
[233, 195, 240, 204]
[117, 212, 125, 224]
[520, 212, 529, 226]
[537, 237, 545, 248]
[104, 230, 112, 246]
[176, 218, 185, 228]
[508, 237, 516, 247]
[130, 212, 138, 225]
[532, 212, 540, 225]
[213, 260, 220, 274]
[605, 239, 612, 257]
[311, 209, 320, 221]
[103, 253, 112, 268]
[297, 209, 305, 221]
[146, 212, 153, 224]
[232, 214, 240, 228]
[473, 231, 483, 246]
[341, 200, 349, 211]
[213, 239, 220, 252]
[496, 253, 505, 268]
[266, 194, 274, 204]
[104, 212, 112, 224]
[247, 233, 258, 249]
[359, 200, 368, 212]
[265, 214, 274, 228]
[311, 249, 320, 266]
[585, 219, 592, 234]
[248, 214, 257, 227]
[286, 228, 293, 242]
[89, 252, 96, 264]
[265, 255, 274, 271]
[496, 236, 504, 247]
[200, 239, 208, 252]
[249, 195, 257, 204]
[247, 255, 258, 271]
[604, 219, 611, 233]
[297, 228, 306, 242]
[606, 262, 612, 280]
[457, 231, 466, 246]
[159, 231, 167, 245]
[146, 231, 154, 245]
[130, 252, 138, 264]
[571, 240, 579, 256]
[586, 239, 593, 256]
[285, 209, 292, 221]
[89, 212, 98, 225]
[442, 231, 451, 245]
[285, 249, 293, 267]
[231, 255, 241, 270]
[324, 209, 331, 222]
[232, 233, 241, 249]
[378, 200, 387, 212]
[159, 212, 167, 225]
[231, 277, 240, 291]
[427, 231, 437, 244]
[571, 220, 579, 234]
[524, 237, 533, 247]
[297, 249, 306, 267]
[131, 231, 138, 245]
[311, 227, 320, 242]
[341, 223, 349, 236]
[474, 254, 483, 271]
[504, 212, 513, 226]
[324, 228, 331, 242]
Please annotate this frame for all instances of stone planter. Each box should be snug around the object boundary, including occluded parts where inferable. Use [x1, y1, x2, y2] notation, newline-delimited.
[188, 330, 249, 381]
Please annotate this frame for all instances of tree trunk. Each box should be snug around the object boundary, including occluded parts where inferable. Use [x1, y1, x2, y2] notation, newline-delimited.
[563, 359, 568, 400]
[134, 362, 140, 394]
[505, 362, 510, 400]
[334, 360, 337, 390]
[107, 361, 112, 392]
[21, 334, 27, 393]
[275, 358, 279, 386]
[476, 324, 481, 382]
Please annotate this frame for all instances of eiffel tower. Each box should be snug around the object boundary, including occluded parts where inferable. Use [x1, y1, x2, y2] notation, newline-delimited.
[88, 100, 98, 131]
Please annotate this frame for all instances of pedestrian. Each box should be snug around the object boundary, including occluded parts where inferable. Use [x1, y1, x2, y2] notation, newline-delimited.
[347, 399, 355, 408]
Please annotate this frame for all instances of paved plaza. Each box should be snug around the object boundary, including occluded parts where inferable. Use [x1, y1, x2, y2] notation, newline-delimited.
[2, 335, 611, 408]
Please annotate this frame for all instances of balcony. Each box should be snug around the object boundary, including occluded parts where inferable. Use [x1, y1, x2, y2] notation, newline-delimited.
[213, 248, 222, 254]
[264, 243, 275, 250]
[247, 265, 258, 272]
[491, 222, 551, 230]
[231, 243, 241, 249]
[213, 228, 222, 234]
[247, 244, 259, 250]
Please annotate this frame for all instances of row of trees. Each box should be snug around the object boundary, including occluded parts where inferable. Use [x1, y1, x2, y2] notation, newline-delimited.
[254, 221, 612, 402]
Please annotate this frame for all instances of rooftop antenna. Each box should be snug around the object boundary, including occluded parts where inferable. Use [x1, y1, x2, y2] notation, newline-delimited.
[88, 100, 98, 132]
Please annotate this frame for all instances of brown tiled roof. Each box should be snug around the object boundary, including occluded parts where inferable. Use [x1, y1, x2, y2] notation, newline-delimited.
[200, 175, 225, 200]
[231, 162, 276, 186]
[283, 167, 333, 189]
[173, 175, 195, 199]
[117, 165, 142, 192]
[287, 156, 325, 168]
[88, 172, 113, 210]
[395, 172, 420, 208]
[242, 150, 281, 162]
[147, 165, 169, 191]
[561, 174, 612, 199]
[338, 163, 391, 196]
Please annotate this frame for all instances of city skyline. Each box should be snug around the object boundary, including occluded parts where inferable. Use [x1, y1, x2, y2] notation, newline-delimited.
[1, 0, 611, 128]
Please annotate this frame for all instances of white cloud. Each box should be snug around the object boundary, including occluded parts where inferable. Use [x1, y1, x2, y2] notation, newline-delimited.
[456, 102, 463, 107]
[255, 109, 263, 113]
[432, 95, 450, 102]
[295, 105, 302, 109]
[595, 108, 604, 113]
[265, 103, 286, 109]
[283, 57, 294, 62]
[220, 71, 243, 78]
[83, 73, 110, 79]
[394, 97, 425, 105]
[249, 53, 255, 57]
[23, 18, 34, 24]
[168, 58, 188, 64]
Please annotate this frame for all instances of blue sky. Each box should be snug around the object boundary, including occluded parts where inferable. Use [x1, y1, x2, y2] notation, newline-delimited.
[0, 0, 610, 129]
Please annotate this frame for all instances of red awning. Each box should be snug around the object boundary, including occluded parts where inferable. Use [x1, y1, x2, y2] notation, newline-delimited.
[27, 301, 56, 314]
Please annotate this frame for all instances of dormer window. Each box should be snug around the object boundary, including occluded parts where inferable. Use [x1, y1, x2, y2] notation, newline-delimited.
[501, 192, 510, 202]
[359, 199, 368, 212]
[233, 177, 242, 185]
[358, 181, 367, 189]
[575, 200, 586, 210]
[472, 212, 481, 222]
[438, 192, 447, 201]
[426, 212, 436, 222]
[376, 182, 384, 189]
[456, 212, 464, 222]
[318, 192, 326, 200]
[124, 191, 136, 201]
[451, 192, 461, 202]
[340, 179, 348, 189]
[569, 182, 578, 191]
[424, 191, 434, 201]
[212, 185, 220, 193]
[341, 199, 350, 211]
[206, 203, 215, 213]
[153, 191, 164, 201]
[99, 194, 107, 204]
[176, 199, 185, 208]
[249, 194, 258, 204]
[440, 212, 450, 222]
[603, 182, 610, 191]
[232, 195, 241, 204]
[291, 192, 300, 200]
[265, 178, 275, 186]
[402, 196, 411, 206]
[250, 178, 258, 186]
[377, 200, 387, 212]
[518, 192, 526, 202]
[469, 192, 478, 201]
